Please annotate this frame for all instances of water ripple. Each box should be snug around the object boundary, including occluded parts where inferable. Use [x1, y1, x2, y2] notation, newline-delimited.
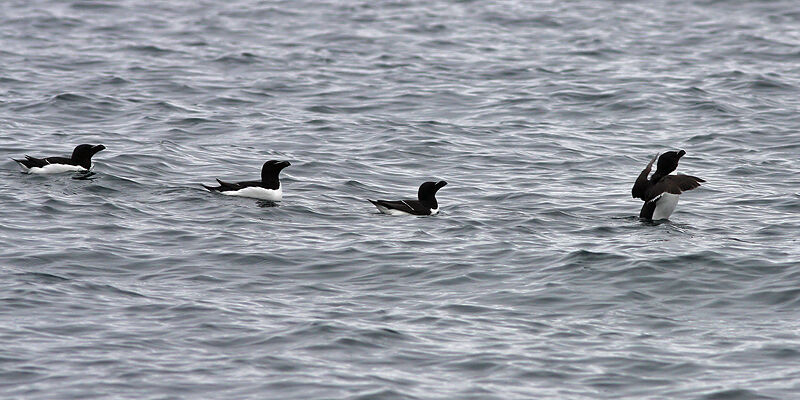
[1, 0, 800, 399]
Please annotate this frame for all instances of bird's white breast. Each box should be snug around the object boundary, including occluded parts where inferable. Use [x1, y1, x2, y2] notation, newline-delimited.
[222, 186, 282, 201]
[26, 164, 87, 174]
[651, 193, 679, 220]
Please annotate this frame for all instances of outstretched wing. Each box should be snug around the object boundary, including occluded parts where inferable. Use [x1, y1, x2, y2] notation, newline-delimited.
[645, 175, 705, 202]
[632, 153, 657, 200]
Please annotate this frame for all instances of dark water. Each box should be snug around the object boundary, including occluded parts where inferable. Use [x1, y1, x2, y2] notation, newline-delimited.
[2, 0, 800, 398]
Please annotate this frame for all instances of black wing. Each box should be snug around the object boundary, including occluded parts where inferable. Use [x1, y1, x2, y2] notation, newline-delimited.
[203, 179, 239, 192]
[369, 199, 429, 215]
[231, 180, 263, 188]
[215, 179, 242, 190]
[14, 155, 78, 169]
[14, 155, 49, 169]
[204, 179, 263, 192]
[632, 154, 657, 200]
[645, 175, 705, 202]
[43, 156, 74, 165]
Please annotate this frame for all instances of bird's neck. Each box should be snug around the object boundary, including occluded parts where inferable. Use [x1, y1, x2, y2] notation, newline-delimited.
[75, 158, 92, 170]
[420, 196, 438, 208]
[650, 169, 673, 182]
[261, 175, 280, 190]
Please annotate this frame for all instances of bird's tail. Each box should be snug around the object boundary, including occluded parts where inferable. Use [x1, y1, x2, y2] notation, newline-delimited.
[12, 158, 29, 170]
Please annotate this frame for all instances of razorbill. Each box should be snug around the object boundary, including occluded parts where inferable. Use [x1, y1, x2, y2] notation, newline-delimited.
[203, 160, 290, 201]
[13, 144, 106, 174]
[368, 180, 448, 215]
[632, 150, 705, 220]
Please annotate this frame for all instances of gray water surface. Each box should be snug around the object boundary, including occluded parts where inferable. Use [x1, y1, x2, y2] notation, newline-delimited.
[2, 0, 800, 399]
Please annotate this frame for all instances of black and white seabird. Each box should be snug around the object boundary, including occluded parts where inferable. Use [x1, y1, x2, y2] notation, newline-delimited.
[368, 181, 448, 215]
[203, 160, 290, 201]
[13, 144, 106, 174]
[632, 150, 705, 220]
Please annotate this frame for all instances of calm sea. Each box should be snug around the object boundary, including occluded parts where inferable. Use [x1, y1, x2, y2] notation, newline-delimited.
[2, 0, 800, 398]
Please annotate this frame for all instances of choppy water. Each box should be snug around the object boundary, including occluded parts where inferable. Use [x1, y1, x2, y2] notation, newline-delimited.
[2, 0, 800, 398]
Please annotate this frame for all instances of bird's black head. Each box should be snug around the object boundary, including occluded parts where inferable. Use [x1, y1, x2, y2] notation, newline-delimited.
[260, 160, 291, 182]
[418, 180, 447, 202]
[71, 144, 106, 169]
[655, 150, 685, 176]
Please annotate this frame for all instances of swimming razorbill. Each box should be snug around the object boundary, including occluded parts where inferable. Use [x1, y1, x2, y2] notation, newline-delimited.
[13, 144, 106, 174]
[632, 150, 705, 220]
[203, 160, 290, 201]
[368, 180, 448, 215]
